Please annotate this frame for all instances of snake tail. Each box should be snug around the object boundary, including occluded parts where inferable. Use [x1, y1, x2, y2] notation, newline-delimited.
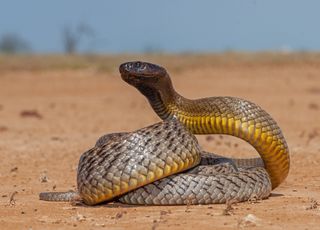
[39, 191, 81, 202]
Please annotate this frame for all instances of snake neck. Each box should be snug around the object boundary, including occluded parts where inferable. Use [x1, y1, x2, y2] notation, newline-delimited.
[135, 82, 184, 120]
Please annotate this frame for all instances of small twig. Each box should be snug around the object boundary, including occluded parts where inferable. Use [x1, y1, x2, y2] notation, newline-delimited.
[39, 172, 49, 183]
[247, 194, 262, 204]
[306, 198, 318, 210]
[9, 191, 18, 206]
[222, 199, 238, 216]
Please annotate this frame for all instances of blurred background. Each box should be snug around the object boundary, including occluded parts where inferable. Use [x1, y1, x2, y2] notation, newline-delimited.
[1, 0, 320, 54]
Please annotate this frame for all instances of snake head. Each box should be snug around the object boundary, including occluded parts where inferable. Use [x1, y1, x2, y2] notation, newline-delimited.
[119, 61, 168, 87]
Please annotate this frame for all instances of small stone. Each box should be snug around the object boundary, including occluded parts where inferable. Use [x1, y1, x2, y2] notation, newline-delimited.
[75, 213, 86, 222]
[20, 110, 43, 119]
[160, 210, 168, 215]
[94, 223, 106, 227]
[0, 126, 8, 132]
[308, 103, 319, 110]
[239, 214, 260, 227]
[10, 167, 18, 172]
[115, 212, 123, 219]
[52, 219, 62, 224]
[205, 136, 214, 142]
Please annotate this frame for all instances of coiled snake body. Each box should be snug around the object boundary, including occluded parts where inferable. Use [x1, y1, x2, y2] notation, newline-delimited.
[40, 61, 289, 205]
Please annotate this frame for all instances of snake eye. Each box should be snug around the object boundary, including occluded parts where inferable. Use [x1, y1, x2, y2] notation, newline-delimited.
[135, 62, 146, 72]
[135, 62, 142, 68]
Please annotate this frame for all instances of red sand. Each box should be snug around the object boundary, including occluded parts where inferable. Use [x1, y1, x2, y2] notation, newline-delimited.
[0, 55, 319, 229]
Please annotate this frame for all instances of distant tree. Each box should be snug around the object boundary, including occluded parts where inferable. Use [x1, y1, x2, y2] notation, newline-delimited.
[62, 23, 95, 54]
[0, 33, 31, 54]
[62, 26, 77, 54]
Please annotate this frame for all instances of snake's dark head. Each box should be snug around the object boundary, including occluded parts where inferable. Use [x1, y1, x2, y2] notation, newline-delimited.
[119, 61, 169, 88]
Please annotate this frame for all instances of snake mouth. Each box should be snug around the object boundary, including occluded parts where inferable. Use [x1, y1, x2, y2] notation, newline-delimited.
[119, 61, 167, 82]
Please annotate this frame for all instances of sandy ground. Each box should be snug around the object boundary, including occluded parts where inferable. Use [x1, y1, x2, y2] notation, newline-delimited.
[0, 54, 319, 229]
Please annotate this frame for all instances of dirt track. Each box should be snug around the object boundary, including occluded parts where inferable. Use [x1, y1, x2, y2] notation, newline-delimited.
[0, 54, 319, 229]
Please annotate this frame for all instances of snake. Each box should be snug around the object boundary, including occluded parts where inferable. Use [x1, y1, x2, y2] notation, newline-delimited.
[39, 61, 289, 205]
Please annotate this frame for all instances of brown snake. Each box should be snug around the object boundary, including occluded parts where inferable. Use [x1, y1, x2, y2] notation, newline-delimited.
[39, 61, 289, 205]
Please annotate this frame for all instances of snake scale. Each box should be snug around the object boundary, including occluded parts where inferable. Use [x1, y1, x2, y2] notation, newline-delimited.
[39, 61, 289, 205]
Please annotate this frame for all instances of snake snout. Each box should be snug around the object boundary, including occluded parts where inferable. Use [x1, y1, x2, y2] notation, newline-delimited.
[119, 61, 166, 77]
[119, 62, 141, 74]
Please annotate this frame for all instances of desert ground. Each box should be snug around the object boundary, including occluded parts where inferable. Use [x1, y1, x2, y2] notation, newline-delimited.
[0, 53, 319, 229]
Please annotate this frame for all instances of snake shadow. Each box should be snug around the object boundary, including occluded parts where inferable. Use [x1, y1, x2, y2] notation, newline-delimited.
[269, 192, 284, 198]
[72, 201, 142, 209]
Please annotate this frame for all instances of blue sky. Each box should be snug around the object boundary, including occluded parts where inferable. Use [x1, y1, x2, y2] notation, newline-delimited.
[1, 0, 319, 53]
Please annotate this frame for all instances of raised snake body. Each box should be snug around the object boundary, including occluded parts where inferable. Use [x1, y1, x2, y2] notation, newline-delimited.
[39, 61, 289, 205]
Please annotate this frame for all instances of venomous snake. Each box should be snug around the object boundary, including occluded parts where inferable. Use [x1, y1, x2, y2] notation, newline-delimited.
[39, 61, 289, 205]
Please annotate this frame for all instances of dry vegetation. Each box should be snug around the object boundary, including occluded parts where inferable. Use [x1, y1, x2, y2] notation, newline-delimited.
[2, 52, 320, 72]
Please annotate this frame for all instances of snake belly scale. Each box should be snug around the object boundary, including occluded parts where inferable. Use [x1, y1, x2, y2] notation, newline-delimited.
[39, 61, 289, 205]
